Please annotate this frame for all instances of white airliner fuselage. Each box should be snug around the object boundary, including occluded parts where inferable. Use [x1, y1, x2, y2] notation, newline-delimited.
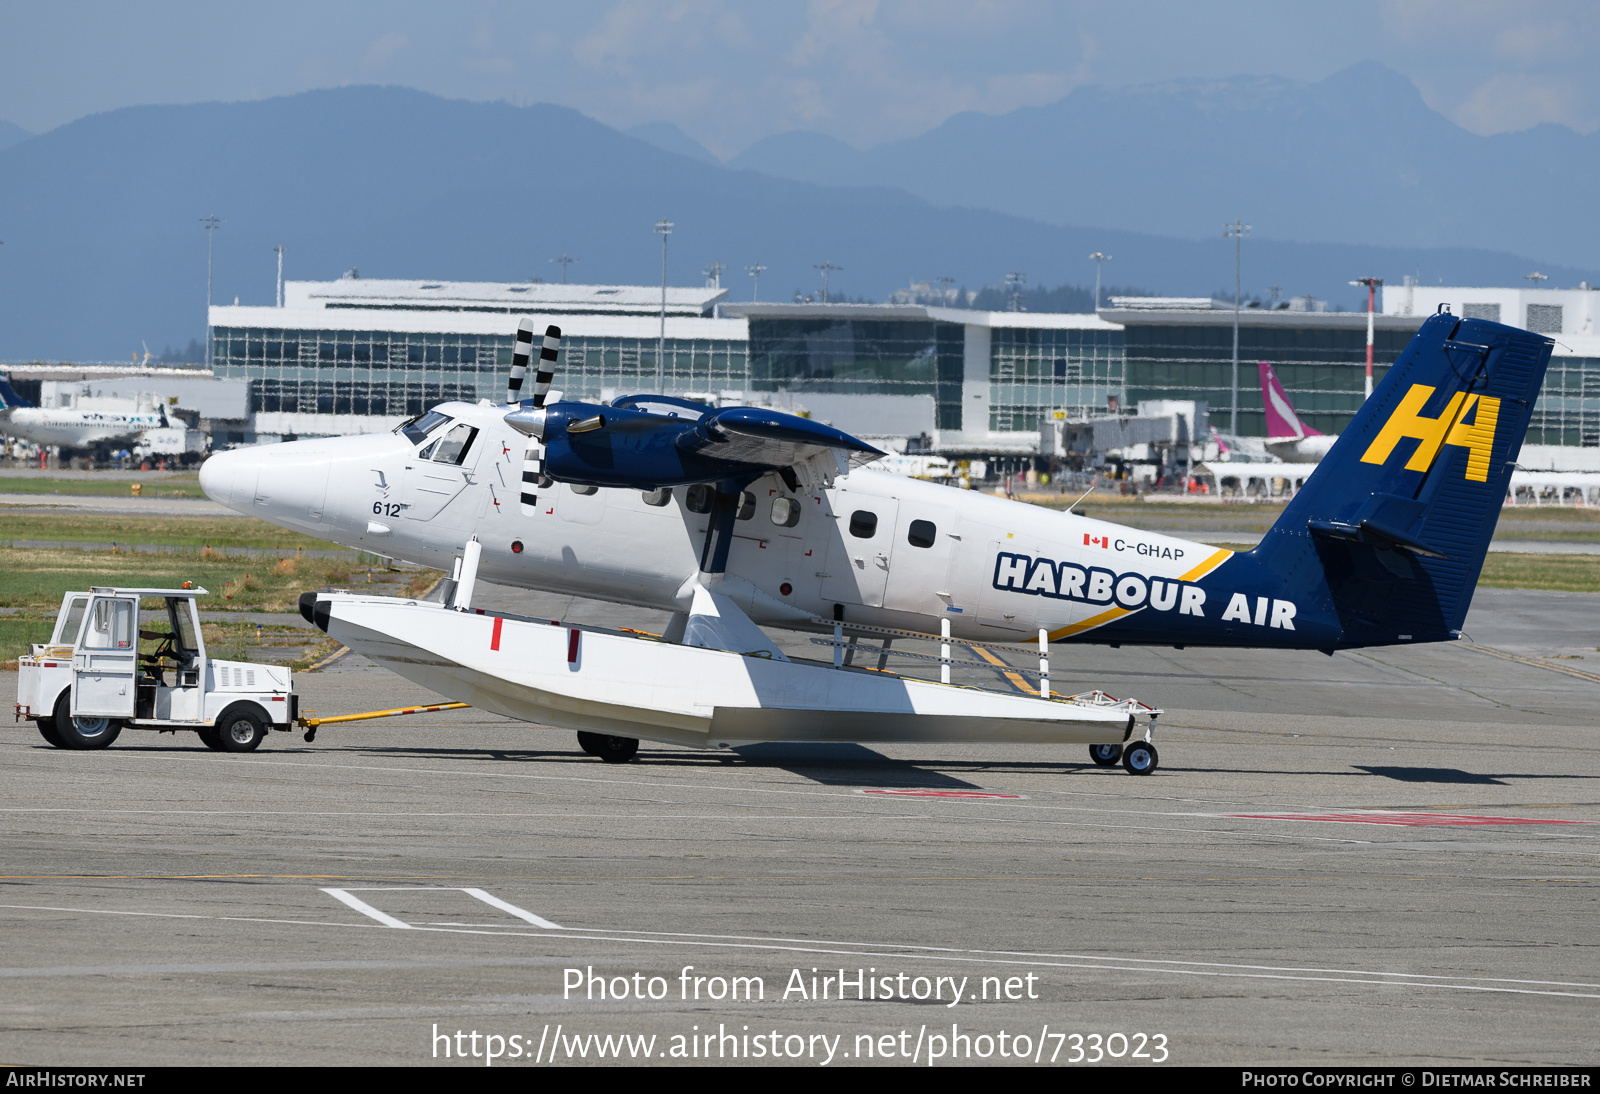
[200, 400, 1237, 647]
[0, 406, 167, 453]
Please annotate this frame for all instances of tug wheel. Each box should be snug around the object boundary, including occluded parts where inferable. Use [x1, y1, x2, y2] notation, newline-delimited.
[52, 692, 122, 750]
[1088, 743, 1122, 767]
[196, 726, 226, 751]
[1122, 741, 1159, 776]
[577, 732, 638, 764]
[36, 718, 65, 748]
[216, 708, 267, 753]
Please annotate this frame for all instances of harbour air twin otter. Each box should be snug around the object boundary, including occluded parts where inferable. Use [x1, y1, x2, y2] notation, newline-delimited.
[200, 311, 1553, 774]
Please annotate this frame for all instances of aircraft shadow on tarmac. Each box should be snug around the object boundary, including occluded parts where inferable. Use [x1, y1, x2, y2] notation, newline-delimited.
[1351, 765, 1600, 785]
[40, 744, 1600, 789]
[730, 743, 982, 789]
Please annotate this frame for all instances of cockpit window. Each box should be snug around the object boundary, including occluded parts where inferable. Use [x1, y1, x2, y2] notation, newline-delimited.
[400, 410, 453, 445]
[431, 423, 479, 465]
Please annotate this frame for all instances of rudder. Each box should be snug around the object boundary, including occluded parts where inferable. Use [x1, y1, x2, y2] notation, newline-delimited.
[1252, 313, 1553, 646]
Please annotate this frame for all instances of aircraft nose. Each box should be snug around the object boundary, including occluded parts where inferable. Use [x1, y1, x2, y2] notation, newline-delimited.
[198, 447, 256, 511]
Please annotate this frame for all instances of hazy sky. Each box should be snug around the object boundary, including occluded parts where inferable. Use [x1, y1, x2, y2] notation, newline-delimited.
[4, 1, 1599, 156]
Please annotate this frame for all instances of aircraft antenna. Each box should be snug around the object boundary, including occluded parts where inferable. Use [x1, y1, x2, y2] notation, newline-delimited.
[1064, 478, 1098, 515]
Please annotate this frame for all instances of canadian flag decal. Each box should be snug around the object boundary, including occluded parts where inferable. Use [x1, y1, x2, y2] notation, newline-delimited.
[1084, 534, 1108, 548]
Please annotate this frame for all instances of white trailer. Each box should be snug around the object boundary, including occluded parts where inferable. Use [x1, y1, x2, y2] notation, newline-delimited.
[15, 586, 298, 751]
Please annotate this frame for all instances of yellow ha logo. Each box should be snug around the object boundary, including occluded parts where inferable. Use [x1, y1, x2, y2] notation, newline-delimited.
[1359, 384, 1501, 482]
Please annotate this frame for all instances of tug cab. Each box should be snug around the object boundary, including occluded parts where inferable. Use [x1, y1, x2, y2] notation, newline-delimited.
[15, 586, 298, 752]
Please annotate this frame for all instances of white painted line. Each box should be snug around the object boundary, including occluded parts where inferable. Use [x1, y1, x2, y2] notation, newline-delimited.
[462, 887, 562, 929]
[320, 887, 412, 929]
[4, 899, 1599, 1002]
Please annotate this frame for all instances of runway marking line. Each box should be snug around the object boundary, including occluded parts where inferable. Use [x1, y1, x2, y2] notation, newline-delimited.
[321, 886, 562, 930]
[1224, 812, 1588, 827]
[7, 896, 1600, 1002]
[860, 789, 1025, 800]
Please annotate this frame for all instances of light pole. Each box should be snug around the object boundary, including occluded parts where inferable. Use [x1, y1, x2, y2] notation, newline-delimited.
[654, 218, 673, 393]
[934, 275, 956, 304]
[1223, 220, 1251, 434]
[1349, 277, 1382, 399]
[745, 263, 766, 302]
[200, 215, 222, 365]
[814, 262, 841, 303]
[703, 260, 725, 289]
[1088, 252, 1111, 310]
[273, 244, 287, 308]
[550, 253, 577, 283]
[1005, 271, 1026, 312]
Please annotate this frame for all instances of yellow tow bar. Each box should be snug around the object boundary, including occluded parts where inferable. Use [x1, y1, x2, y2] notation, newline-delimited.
[297, 702, 471, 743]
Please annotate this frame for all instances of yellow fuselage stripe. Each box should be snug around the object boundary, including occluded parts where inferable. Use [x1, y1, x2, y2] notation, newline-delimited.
[1179, 546, 1234, 582]
[1048, 605, 1135, 642]
[1037, 546, 1233, 643]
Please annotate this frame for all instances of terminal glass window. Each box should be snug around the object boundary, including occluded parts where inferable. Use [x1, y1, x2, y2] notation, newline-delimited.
[747, 319, 964, 428]
[1528, 356, 1600, 446]
[990, 327, 1125, 432]
[1121, 322, 1412, 437]
[214, 327, 748, 417]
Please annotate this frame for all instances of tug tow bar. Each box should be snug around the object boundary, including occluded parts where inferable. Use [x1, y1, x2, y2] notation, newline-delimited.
[297, 702, 471, 743]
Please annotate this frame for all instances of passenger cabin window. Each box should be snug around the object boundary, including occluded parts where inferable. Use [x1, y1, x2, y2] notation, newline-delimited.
[83, 599, 134, 650]
[400, 410, 452, 445]
[907, 519, 937, 548]
[55, 596, 89, 645]
[431, 423, 479, 465]
[848, 510, 878, 538]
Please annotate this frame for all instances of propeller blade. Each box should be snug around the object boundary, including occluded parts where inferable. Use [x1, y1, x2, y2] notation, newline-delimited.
[532, 324, 561, 408]
[507, 318, 535, 405]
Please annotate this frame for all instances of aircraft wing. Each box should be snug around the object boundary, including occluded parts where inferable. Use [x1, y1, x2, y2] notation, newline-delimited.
[677, 406, 882, 474]
[507, 400, 883, 490]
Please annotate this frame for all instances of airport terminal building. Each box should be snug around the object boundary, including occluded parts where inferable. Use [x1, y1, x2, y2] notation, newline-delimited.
[204, 277, 1600, 460]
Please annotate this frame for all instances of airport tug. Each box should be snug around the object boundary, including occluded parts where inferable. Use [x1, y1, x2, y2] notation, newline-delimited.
[16, 586, 298, 751]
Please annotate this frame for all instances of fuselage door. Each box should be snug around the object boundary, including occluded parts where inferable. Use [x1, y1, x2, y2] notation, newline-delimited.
[821, 498, 900, 609]
[71, 595, 138, 718]
[881, 505, 960, 618]
[402, 422, 481, 520]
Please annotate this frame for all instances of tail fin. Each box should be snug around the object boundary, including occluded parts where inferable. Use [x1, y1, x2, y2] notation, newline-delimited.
[1259, 360, 1321, 440]
[0, 375, 35, 409]
[1252, 313, 1553, 646]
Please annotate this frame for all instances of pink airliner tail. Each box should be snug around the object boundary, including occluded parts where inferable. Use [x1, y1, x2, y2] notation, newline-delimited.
[1258, 361, 1323, 440]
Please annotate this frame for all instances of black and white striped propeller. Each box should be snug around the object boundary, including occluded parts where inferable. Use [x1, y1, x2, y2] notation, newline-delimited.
[508, 319, 561, 408]
[508, 319, 561, 513]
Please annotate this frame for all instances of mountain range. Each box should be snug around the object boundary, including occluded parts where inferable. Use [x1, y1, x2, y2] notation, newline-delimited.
[0, 67, 1594, 361]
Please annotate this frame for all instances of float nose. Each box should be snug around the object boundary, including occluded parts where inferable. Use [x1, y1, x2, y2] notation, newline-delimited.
[198, 447, 254, 511]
